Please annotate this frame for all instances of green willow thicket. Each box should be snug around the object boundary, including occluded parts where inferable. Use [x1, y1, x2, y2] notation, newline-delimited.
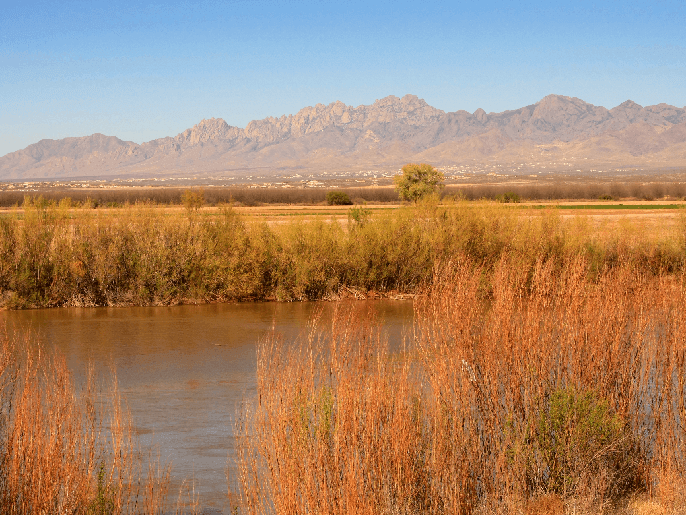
[1, 199, 685, 308]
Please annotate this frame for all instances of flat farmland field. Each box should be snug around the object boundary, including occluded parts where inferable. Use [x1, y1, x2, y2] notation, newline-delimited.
[2, 199, 685, 230]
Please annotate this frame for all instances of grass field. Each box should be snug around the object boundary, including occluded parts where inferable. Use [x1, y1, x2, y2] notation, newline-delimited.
[3, 197, 685, 240]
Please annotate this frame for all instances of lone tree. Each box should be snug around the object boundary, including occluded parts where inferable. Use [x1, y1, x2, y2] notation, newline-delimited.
[181, 188, 205, 212]
[393, 163, 445, 202]
[326, 191, 353, 205]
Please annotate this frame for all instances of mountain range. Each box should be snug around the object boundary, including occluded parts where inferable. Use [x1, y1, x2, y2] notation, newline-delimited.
[2, 94, 686, 180]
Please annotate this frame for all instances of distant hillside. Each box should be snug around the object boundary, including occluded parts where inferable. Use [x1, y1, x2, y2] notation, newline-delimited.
[2, 94, 686, 180]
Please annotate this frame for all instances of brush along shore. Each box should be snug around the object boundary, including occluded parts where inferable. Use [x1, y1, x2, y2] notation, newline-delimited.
[234, 260, 686, 514]
[2, 197, 686, 309]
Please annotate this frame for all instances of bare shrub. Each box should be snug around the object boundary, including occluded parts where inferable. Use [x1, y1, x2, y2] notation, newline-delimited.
[0, 186, 401, 208]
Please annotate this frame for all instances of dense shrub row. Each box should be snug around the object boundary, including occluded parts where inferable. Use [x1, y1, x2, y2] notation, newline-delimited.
[0, 186, 399, 208]
[2, 179, 686, 208]
[1, 199, 685, 308]
[445, 180, 686, 201]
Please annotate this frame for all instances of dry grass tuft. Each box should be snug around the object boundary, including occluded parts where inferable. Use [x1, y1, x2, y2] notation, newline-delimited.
[235, 257, 686, 515]
[525, 494, 564, 515]
[0, 328, 182, 514]
[629, 499, 667, 515]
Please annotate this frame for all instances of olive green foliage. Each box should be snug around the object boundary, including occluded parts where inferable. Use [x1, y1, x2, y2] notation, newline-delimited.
[87, 462, 116, 515]
[515, 388, 638, 498]
[393, 163, 445, 202]
[181, 189, 204, 211]
[347, 203, 372, 229]
[495, 191, 520, 203]
[325, 191, 353, 205]
[1, 197, 686, 308]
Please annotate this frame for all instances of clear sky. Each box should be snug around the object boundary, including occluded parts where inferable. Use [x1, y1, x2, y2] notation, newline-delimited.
[1, 0, 685, 156]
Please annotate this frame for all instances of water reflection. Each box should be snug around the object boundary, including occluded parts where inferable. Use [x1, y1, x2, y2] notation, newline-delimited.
[1, 300, 413, 513]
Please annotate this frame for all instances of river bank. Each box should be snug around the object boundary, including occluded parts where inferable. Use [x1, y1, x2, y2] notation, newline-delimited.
[2, 199, 686, 309]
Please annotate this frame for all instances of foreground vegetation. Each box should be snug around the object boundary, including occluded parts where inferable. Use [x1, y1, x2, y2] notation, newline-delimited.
[235, 259, 686, 514]
[0, 333, 188, 514]
[4, 199, 686, 513]
[2, 197, 686, 309]
[6, 253, 686, 515]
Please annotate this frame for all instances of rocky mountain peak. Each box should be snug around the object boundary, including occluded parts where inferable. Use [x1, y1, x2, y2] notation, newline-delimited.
[533, 94, 584, 116]
[241, 94, 444, 143]
[371, 95, 400, 107]
[30, 134, 131, 160]
[609, 99, 650, 124]
[366, 94, 443, 125]
[175, 118, 238, 146]
[617, 100, 643, 110]
[371, 94, 438, 111]
[372, 94, 423, 107]
[3, 94, 686, 180]
[473, 108, 488, 123]
[527, 95, 612, 136]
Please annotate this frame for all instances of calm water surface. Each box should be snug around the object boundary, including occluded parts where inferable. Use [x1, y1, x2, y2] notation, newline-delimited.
[1, 300, 413, 514]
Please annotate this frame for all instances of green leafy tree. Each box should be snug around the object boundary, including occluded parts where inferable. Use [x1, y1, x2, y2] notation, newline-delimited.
[181, 189, 205, 212]
[393, 163, 445, 202]
[326, 191, 353, 205]
[495, 191, 520, 203]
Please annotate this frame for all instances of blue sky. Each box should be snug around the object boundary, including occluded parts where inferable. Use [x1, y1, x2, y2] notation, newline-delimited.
[1, 0, 685, 156]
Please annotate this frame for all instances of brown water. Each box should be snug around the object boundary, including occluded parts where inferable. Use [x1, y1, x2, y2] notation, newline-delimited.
[0, 300, 413, 514]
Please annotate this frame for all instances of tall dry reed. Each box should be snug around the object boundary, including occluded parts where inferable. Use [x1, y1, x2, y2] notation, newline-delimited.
[0, 329, 176, 514]
[235, 258, 686, 514]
